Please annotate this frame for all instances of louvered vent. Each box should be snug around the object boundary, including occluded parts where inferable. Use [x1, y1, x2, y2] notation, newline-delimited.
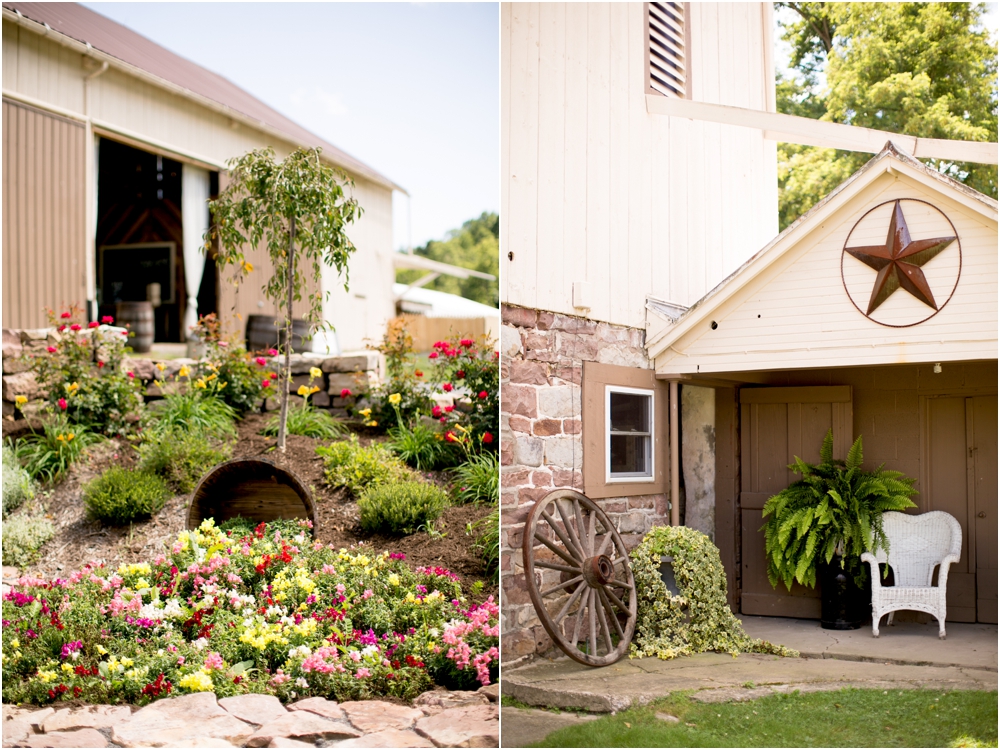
[648, 2, 687, 98]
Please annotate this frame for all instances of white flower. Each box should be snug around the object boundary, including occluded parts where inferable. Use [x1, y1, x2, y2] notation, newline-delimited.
[193, 638, 209, 651]
[162, 599, 185, 619]
[295, 678, 309, 688]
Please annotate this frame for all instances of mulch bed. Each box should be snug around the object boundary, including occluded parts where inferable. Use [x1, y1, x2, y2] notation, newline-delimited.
[6, 412, 497, 602]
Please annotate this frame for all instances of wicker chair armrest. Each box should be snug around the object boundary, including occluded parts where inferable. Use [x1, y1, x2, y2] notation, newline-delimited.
[860, 553, 881, 588]
[937, 555, 960, 588]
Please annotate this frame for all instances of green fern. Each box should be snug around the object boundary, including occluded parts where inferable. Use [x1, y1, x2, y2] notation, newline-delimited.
[760, 429, 917, 591]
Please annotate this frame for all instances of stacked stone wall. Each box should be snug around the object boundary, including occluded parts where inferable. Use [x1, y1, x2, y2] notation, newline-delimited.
[499, 304, 671, 663]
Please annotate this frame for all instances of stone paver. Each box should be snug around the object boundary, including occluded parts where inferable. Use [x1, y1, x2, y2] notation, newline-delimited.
[218, 695, 287, 726]
[414, 690, 489, 715]
[341, 701, 423, 733]
[42, 705, 132, 733]
[337, 729, 435, 747]
[111, 693, 254, 748]
[23, 728, 108, 748]
[499, 707, 598, 749]
[415, 704, 500, 748]
[264, 739, 313, 748]
[285, 697, 345, 721]
[169, 740, 236, 748]
[477, 684, 500, 702]
[245, 712, 361, 747]
[2, 707, 54, 746]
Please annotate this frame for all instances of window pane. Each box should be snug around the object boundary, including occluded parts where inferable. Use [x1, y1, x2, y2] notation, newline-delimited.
[610, 434, 649, 475]
[610, 392, 649, 433]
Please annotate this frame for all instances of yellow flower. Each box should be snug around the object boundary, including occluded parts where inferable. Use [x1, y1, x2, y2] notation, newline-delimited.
[56, 434, 66, 442]
[388, 393, 402, 406]
[96, 645, 108, 655]
[366, 420, 378, 427]
[14, 395, 27, 407]
[309, 367, 322, 379]
[359, 408, 372, 417]
[310, 386, 320, 395]
[38, 669, 57, 683]
[297, 385, 310, 397]
[241, 261, 254, 273]
[388, 573, 401, 587]
[205, 373, 217, 382]
[195, 379, 208, 389]
[11, 639, 19, 649]
[121, 657, 134, 668]
[65, 382, 79, 393]
[178, 671, 214, 692]
[178, 365, 191, 378]
[61, 663, 73, 673]
[155, 362, 166, 372]
[66, 433, 74, 442]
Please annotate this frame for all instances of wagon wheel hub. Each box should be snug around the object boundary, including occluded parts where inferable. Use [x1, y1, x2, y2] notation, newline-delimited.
[584, 555, 616, 587]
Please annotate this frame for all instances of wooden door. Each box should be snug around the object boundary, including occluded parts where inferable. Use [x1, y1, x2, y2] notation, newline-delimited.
[739, 386, 853, 618]
[969, 396, 997, 624]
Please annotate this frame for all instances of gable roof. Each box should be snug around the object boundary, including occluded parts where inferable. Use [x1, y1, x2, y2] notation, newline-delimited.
[3, 2, 402, 192]
[646, 141, 999, 363]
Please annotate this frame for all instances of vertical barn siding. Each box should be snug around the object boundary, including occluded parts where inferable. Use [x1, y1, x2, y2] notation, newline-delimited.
[2, 98, 87, 329]
[501, 3, 779, 328]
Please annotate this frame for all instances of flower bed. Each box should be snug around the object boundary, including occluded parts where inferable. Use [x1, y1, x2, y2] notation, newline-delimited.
[2, 519, 498, 707]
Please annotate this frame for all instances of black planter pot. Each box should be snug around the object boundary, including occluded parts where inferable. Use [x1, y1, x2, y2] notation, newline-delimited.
[819, 554, 870, 630]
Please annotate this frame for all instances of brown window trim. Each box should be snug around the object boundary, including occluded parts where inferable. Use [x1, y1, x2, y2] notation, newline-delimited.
[582, 361, 669, 499]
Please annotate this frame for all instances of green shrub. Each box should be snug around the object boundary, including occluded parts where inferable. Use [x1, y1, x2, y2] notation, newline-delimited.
[147, 391, 237, 442]
[358, 481, 449, 535]
[2, 444, 35, 517]
[262, 403, 346, 440]
[388, 422, 451, 470]
[2, 513, 54, 568]
[11, 417, 103, 484]
[138, 429, 231, 493]
[472, 508, 499, 580]
[317, 436, 414, 495]
[83, 467, 170, 525]
[452, 451, 499, 505]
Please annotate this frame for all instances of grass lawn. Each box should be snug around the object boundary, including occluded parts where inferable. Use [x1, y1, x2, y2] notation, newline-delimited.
[524, 689, 998, 748]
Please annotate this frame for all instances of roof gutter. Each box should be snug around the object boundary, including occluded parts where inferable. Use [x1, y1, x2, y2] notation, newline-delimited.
[3, 6, 405, 193]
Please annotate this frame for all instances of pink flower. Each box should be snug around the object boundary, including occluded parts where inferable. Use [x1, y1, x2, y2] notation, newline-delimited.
[340, 389, 352, 398]
[127, 371, 135, 379]
[460, 338, 474, 347]
[483, 432, 494, 444]
[428, 351, 439, 359]
[88, 321, 99, 329]
[442, 383, 453, 392]
[58, 398, 67, 411]
[101, 315, 114, 324]
[176, 656, 185, 666]
[478, 391, 488, 399]
[47, 346, 57, 353]
[255, 357, 266, 366]
[440, 417, 447, 424]
[203, 652, 224, 670]
[268, 348, 278, 357]
[261, 380, 271, 388]
[70, 324, 81, 331]
[60, 312, 71, 319]
[355, 668, 371, 679]
[362, 589, 374, 599]
[444, 405, 454, 413]
[218, 341, 228, 348]
[432, 406, 442, 418]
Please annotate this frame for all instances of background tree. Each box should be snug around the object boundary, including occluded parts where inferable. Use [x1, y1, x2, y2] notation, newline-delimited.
[209, 147, 361, 451]
[396, 212, 499, 307]
[776, 2, 998, 229]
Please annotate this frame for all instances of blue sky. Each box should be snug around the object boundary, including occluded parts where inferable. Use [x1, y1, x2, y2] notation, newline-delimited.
[82, 2, 499, 252]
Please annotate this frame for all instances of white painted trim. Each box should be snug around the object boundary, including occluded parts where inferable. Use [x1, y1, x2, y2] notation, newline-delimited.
[604, 384, 655, 484]
[392, 252, 497, 281]
[645, 95, 999, 165]
[2, 88, 86, 122]
[91, 121, 226, 171]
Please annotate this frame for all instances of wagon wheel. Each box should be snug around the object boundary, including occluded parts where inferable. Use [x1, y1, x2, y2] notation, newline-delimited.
[522, 489, 637, 667]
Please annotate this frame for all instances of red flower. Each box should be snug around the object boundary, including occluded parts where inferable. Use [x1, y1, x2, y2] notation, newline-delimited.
[121, 331, 128, 337]
[69, 324, 81, 331]
[414, 370, 423, 377]
[269, 372, 278, 379]
[442, 383, 453, 392]
[57, 325, 67, 332]
[483, 432, 494, 444]
[444, 405, 454, 413]
[445, 431, 457, 442]
[101, 315, 114, 324]
[432, 406, 442, 418]
[60, 312, 71, 319]
[255, 357, 266, 366]
[440, 416, 448, 423]
[268, 348, 278, 357]
[460, 338, 474, 347]
[127, 371, 135, 379]
[456, 370, 465, 379]
[478, 391, 488, 399]
[58, 398, 67, 411]
[428, 352, 439, 359]
[88, 321, 99, 329]
[97, 361, 105, 369]
[262, 380, 271, 388]
[340, 388, 351, 398]
[47, 346, 57, 353]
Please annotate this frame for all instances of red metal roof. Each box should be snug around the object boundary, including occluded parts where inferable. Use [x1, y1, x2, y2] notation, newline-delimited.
[3, 2, 400, 190]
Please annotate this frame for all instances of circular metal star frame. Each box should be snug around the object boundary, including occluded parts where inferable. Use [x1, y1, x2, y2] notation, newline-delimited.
[841, 198, 962, 328]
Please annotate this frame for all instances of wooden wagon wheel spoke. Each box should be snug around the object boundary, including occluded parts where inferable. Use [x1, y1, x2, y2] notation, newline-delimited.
[523, 489, 638, 667]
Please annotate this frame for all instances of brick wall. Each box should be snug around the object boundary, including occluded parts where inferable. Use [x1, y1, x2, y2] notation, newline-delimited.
[499, 304, 670, 662]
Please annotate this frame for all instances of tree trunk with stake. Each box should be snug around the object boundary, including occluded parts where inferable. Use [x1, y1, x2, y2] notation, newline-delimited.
[277, 216, 296, 452]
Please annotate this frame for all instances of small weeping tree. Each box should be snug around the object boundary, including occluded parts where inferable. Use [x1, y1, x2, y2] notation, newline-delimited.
[208, 147, 361, 451]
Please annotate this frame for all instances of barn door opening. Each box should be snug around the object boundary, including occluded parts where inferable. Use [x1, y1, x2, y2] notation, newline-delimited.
[738, 386, 853, 618]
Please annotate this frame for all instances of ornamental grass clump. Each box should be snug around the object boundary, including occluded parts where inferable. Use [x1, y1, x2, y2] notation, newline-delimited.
[83, 467, 170, 526]
[146, 390, 237, 442]
[1, 519, 498, 706]
[137, 429, 232, 494]
[388, 421, 450, 471]
[630, 525, 796, 660]
[262, 368, 346, 440]
[452, 450, 499, 505]
[2, 513, 54, 568]
[2, 444, 35, 516]
[11, 417, 103, 484]
[316, 435, 414, 495]
[358, 481, 449, 536]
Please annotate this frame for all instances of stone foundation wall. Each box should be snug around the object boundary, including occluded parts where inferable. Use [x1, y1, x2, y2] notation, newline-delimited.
[499, 304, 670, 663]
[1, 327, 383, 421]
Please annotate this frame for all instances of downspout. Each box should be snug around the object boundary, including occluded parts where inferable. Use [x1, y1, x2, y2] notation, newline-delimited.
[669, 380, 680, 527]
[83, 55, 109, 321]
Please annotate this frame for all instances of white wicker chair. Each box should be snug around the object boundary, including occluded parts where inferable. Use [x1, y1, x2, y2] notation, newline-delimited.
[861, 511, 962, 639]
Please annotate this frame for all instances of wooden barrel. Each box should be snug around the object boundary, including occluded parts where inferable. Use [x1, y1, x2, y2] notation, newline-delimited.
[187, 458, 316, 530]
[116, 301, 154, 353]
[245, 315, 311, 353]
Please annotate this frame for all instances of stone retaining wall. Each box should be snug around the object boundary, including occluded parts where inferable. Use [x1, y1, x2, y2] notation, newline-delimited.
[1, 327, 384, 420]
[499, 304, 670, 663]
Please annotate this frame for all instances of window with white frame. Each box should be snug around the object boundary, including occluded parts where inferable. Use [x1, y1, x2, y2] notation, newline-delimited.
[606, 386, 654, 482]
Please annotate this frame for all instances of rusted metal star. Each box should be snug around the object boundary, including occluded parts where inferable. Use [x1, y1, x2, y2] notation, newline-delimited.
[845, 200, 956, 315]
